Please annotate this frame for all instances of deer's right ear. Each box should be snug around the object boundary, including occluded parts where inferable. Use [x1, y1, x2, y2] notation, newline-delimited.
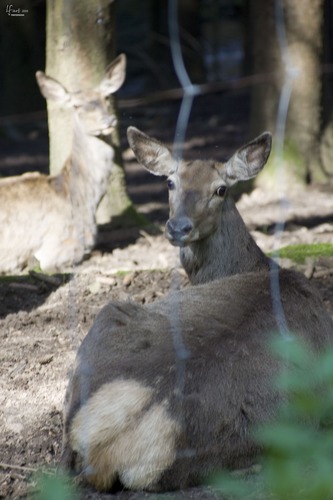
[127, 127, 175, 176]
[224, 132, 272, 185]
[36, 71, 70, 104]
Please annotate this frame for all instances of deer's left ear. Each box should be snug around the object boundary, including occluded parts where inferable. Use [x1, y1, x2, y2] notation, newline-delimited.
[100, 53, 127, 96]
[221, 132, 272, 185]
[127, 127, 176, 176]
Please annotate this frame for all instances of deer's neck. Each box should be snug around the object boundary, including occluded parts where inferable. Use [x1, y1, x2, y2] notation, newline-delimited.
[180, 195, 270, 285]
[61, 116, 114, 211]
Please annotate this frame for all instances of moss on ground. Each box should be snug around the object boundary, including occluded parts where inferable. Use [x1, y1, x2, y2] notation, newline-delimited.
[270, 243, 333, 264]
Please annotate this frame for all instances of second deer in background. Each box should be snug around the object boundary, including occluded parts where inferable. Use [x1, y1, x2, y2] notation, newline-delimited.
[0, 54, 126, 273]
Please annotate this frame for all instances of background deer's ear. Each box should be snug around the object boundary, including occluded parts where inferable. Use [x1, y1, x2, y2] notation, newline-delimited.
[35, 71, 71, 104]
[100, 53, 127, 96]
[223, 132, 272, 185]
[127, 127, 175, 176]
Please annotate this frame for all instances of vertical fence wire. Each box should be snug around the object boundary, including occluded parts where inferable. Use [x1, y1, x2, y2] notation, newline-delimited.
[167, 0, 193, 402]
[269, 0, 298, 340]
[168, 0, 201, 156]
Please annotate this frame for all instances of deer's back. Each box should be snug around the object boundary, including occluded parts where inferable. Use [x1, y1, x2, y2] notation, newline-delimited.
[0, 172, 90, 272]
[66, 269, 333, 413]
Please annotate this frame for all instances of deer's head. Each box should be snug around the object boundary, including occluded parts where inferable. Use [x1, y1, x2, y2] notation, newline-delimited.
[36, 54, 126, 137]
[127, 127, 272, 247]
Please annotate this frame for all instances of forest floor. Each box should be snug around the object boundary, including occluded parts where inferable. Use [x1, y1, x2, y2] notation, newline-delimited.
[0, 91, 333, 499]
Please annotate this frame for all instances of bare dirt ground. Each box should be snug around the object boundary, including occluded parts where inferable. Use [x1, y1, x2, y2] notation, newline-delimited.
[0, 92, 333, 499]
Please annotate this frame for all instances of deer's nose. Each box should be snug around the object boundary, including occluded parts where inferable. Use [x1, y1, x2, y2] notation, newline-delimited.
[166, 217, 193, 244]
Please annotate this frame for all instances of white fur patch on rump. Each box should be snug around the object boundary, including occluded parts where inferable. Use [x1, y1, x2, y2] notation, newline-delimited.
[70, 379, 180, 491]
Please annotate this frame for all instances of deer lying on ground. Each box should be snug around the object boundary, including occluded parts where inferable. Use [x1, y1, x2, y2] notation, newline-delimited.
[60, 128, 333, 492]
[0, 54, 126, 273]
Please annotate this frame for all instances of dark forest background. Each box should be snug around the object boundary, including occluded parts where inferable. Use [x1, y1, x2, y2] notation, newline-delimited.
[1, 0, 333, 189]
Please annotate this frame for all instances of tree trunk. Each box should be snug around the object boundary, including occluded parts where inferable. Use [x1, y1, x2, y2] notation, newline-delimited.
[45, 0, 133, 225]
[319, 0, 333, 178]
[249, 0, 325, 186]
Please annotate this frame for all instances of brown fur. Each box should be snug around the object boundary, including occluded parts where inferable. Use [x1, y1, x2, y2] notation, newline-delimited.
[61, 130, 333, 492]
[0, 54, 126, 273]
[127, 127, 272, 284]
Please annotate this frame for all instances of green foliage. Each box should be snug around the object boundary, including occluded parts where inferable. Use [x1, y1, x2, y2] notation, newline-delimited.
[270, 243, 333, 264]
[32, 470, 79, 500]
[211, 336, 333, 499]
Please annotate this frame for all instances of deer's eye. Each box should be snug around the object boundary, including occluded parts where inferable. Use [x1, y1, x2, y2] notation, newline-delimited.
[167, 179, 175, 190]
[215, 186, 226, 197]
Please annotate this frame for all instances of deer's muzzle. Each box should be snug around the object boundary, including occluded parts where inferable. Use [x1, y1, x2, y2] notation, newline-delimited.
[165, 217, 193, 246]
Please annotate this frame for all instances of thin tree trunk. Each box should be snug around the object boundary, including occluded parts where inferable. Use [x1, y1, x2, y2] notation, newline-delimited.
[319, 0, 333, 178]
[249, 0, 325, 186]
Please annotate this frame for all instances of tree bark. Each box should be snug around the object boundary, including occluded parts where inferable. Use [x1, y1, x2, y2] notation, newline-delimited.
[45, 0, 133, 224]
[249, 0, 325, 186]
[319, 0, 333, 178]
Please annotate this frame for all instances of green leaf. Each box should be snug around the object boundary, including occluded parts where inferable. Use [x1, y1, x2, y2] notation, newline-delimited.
[34, 471, 79, 500]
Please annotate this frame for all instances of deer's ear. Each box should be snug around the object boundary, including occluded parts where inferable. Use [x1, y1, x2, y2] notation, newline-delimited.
[127, 127, 175, 176]
[223, 132, 272, 185]
[100, 53, 127, 96]
[36, 71, 71, 104]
